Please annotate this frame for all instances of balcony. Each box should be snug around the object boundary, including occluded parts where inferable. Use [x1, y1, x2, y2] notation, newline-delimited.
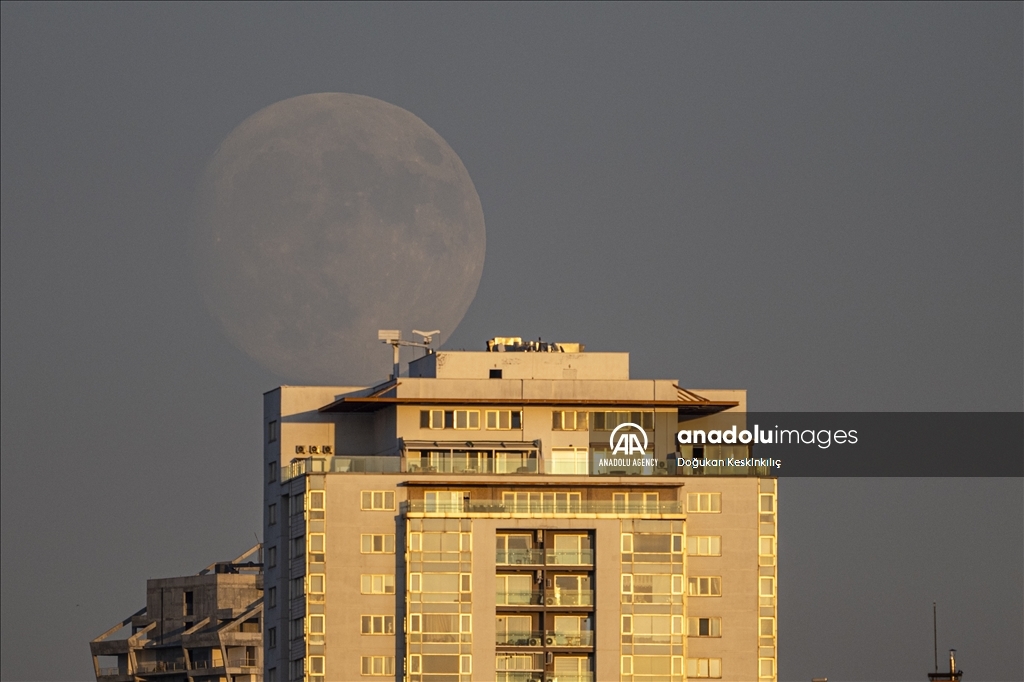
[496, 631, 545, 646]
[497, 549, 545, 565]
[545, 549, 594, 566]
[544, 630, 594, 647]
[497, 590, 542, 606]
[280, 446, 770, 481]
[543, 589, 593, 606]
[408, 500, 683, 517]
[135, 661, 187, 674]
[282, 456, 400, 480]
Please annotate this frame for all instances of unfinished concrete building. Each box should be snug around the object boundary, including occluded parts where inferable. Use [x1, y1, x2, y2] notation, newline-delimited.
[90, 545, 264, 682]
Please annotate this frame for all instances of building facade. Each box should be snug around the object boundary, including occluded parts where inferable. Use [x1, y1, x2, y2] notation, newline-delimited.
[263, 339, 777, 682]
[91, 546, 263, 682]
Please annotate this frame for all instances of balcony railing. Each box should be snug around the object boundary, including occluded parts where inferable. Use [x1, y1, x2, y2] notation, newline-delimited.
[549, 675, 594, 682]
[545, 550, 594, 565]
[496, 631, 594, 647]
[497, 549, 546, 565]
[544, 630, 594, 647]
[282, 456, 400, 480]
[280, 445, 771, 481]
[227, 656, 258, 668]
[543, 589, 594, 606]
[496, 631, 544, 646]
[496, 673, 544, 682]
[135, 661, 187, 673]
[497, 590, 542, 606]
[408, 500, 683, 515]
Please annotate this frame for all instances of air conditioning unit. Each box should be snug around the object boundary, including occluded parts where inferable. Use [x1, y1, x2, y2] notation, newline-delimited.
[545, 596, 556, 606]
[528, 637, 540, 647]
[545, 636, 556, 646]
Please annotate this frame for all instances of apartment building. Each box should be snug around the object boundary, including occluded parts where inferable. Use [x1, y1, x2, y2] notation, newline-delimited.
[91, 545, 263, 681]
[263, 338, 777, 682]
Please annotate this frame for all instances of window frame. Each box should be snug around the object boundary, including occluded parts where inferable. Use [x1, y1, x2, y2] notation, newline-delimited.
[360, 490, 396, 511]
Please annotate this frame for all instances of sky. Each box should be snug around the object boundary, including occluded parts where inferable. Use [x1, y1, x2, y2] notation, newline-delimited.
[1, 3, 1021, 680]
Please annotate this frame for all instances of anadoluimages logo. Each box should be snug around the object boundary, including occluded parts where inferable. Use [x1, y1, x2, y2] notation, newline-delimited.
[610, 423, 648, 456]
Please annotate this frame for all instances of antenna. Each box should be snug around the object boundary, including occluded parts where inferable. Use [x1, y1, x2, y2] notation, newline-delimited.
[378, 329, 440, 379]
[412, 329, 441, 352]
[933, 602, 938, 673]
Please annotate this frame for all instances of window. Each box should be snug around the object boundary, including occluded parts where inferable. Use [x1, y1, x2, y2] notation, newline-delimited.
[360, 656, 394, 676]
[309, 533, 325, 553]
[268, 667, 276, 682]
[759, 536, 776, 556]
[268, 586, 277, 608]
[627, 615, 672, 643]
[551, 410, 588, 430]
[485, 409, 522, 430]
[424, 491, 466, 512]
[408, 654, 421, 674]
[687, 492, 722, 513]
[460, 654, 472, 674]
[759, 576, 775, 605]
[454, 409, 480, 429]
[290, 616, 304, 640]
[421, 410, 444, 429]
[686, 658, 723, 678]
[621, 533, 633, 553]
[759, 617, 775, 637]
[268, 626, 276, 648]
[268, 503, 277, 525]
[687, 536, 722, 556]
[360, 490, 395, 510]
[267, 546, 276, 568]
[496, 574, 533, 605]
[502, 491, 581, 512]
[308, 574, 325, 594]
[613, 492, 660, 512]
[593, 410, 654, 430]
[760, 493, 775, 514]
[267, 420, 277, 443]
[308, 491, 325, 510]
[289, 576, 303, 599]
[687, 576, 722, 596]
[290, 535, 305, 558]
[360, 534, 395, 553]
[672, 534, 684, 553]
[489, 368, 502, 378]
[759, 658, 775, 678]
[308, 656, 324, 675]
[268, 461, 277, 482]
[621, 655, 633, 675]
[687, 616, 722, 637]
[360, 574, 395, 594]
[621, 573, 633, 596]
[547, 447, 589, 474]
[361, 615, 395, 634]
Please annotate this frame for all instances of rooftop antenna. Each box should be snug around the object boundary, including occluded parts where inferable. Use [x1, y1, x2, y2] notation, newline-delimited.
[378, 329, 440, 380]
[933, 602, 938, 673]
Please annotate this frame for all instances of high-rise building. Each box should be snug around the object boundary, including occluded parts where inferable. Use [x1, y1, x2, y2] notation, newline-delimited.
[263, 338, 777, 682]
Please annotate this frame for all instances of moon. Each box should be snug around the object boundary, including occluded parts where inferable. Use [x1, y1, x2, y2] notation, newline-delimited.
[195, 93, 486, 385]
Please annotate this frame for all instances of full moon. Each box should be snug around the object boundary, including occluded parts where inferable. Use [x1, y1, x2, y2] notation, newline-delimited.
[195, 93, 486, 385]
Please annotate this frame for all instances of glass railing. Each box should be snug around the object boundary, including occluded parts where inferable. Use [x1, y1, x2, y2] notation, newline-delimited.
[135, 661, 187, 673]
[545, 550, 594, 565]
[407, 452, 538, 475]
[496, 672, 544, 682]
[497, 549, 546, 565]
[280, 446, 771, 480]
[544, 630, 594, 647]
[282, 456, 400, 480]
[496, 631, 544, 646]
[543, 589, 594, 606]
[408, 500, 683, 515]
[496, 590, 542, 606]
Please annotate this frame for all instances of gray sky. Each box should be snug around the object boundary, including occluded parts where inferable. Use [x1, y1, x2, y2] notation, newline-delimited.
[1, 3, 1021, 680]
